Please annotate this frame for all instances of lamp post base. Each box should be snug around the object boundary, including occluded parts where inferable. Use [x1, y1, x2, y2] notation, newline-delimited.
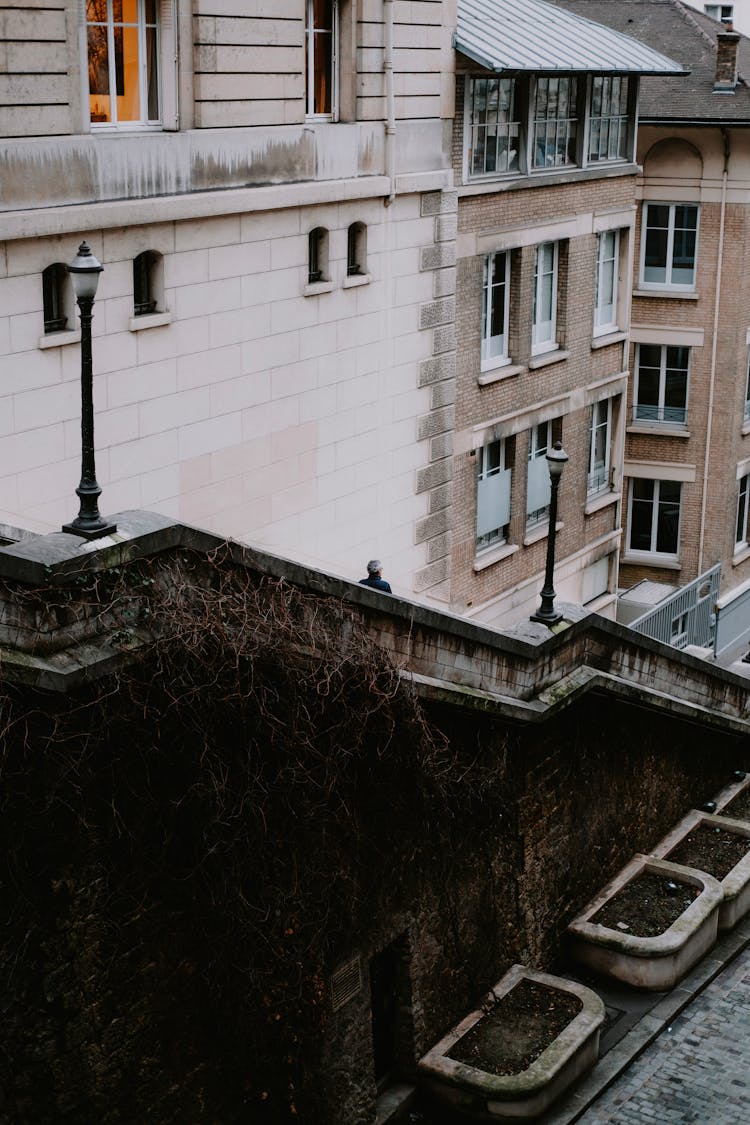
[62, 518, 118, 540]
[529, 608, 563, 626]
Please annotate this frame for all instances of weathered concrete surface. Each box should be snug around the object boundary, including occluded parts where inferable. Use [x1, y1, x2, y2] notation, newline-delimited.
[1, 514, 749, 743]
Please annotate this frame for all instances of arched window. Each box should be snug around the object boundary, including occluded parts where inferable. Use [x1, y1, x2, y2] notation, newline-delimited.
[347, 222, 367, 276]
[42, 263, 71, 334]
[133, 250, 161, 315]
[308, 228, 329, 284]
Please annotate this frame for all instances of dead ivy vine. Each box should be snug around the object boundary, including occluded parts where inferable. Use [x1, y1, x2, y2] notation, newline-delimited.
[0, 547, 510, 1124]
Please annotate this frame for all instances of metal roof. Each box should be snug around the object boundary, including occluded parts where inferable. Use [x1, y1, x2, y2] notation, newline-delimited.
[456, 0, 687, 75]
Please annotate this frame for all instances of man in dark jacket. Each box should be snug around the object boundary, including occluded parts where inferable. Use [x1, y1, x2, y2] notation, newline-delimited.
[359, 559, 392, 593]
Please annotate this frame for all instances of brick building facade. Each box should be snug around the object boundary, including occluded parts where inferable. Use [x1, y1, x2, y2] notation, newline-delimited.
[448, 0, 681, 626]
[558, 0, 750, 646]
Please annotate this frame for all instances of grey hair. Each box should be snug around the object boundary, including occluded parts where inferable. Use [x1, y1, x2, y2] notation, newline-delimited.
[366, 559, 382, 574]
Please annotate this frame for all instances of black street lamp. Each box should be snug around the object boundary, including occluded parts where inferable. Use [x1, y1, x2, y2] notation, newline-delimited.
[62, 242, 117, 540]
[530, 440, 569, 626]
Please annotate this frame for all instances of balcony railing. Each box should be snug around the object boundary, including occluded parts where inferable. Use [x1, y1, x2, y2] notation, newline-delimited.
[632, 404, 688, 427]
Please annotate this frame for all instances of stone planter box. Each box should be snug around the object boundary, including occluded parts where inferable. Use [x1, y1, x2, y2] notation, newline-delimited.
[417, 964, 605, 1121]
[650, 810, 750, 931]
[567, 854, 722, 991]
[712, 772, 750, 820]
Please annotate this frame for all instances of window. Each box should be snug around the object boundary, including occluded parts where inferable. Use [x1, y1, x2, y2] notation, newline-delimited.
[532, 242, 558, 354]
[594, 230, 619, 334]
[87, 0, 160, 127]
[641, 203, 699, 290]
[476, 439, 512, 551]
[744, 352, 750, 422]
[347, 222, 366, 276]
[306, 0, 338, 119]
[737, 474, 750, 548]
[133, 250, 160, 315]
[308, 227, 329, 284]
[468, 77, 520, 176]
[588, 399, 612, 497]
[634, 345, 689, 426]
[627, 478, 681, 557]
[705, 4, 734, 23]
[582, 555, 611, 604]
[532, 77, 578, 169]
[42, 263, 71, 334]
[481, 251, 510, 368]
[527, 423, 551, 527]
[588, 77, 630, 163]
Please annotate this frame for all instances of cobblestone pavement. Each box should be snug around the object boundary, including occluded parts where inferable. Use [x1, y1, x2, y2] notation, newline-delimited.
[576, 945, 750, 1124]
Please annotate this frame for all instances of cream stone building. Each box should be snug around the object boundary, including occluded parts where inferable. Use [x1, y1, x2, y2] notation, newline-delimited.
[449, 0, 682, 627]
[0, 1, 457, 599]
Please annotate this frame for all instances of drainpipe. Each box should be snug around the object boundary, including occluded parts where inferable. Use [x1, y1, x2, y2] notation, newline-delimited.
[384, 0, 396, 206]
[698, 127, 730, 574]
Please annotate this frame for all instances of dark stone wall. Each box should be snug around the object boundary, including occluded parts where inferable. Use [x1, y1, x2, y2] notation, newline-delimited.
[0, 669, 743, 1125]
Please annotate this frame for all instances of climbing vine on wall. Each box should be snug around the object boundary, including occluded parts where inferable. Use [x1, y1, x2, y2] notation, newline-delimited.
[0, 548, 512, 1124]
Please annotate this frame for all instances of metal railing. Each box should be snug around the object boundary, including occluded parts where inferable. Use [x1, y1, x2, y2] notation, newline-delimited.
[628, 564, 721, 649]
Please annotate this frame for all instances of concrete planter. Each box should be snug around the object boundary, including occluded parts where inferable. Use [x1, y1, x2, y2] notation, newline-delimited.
[712, 772, 750, 820]
[417, 964, 605, 1121]
[650, 810, 750, 931]
[567, 854, 722, 991]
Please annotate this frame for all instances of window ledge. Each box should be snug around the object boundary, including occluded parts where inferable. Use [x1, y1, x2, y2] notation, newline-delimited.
[342, 273, 370, 289]
[473, 542, 519, 572]
[477, 362, 525, 386]
[128, 310, 172, 332]
[459, 162, 639, 197]
[621, 553, 682, 571]
[742, 417, 750, 436]
[732, 545, 750, 568]
[585, 490, 621, 516]
[591, 330, 627, 350]
[523, 519, 562, 547]
[528, 348, 570, 371]
[303, 280, 335, 297]
[585, 591, 617, 614]
[38, 328, 81, 350]
[632, 289, 700, 301]
[626, 424, 691, 439]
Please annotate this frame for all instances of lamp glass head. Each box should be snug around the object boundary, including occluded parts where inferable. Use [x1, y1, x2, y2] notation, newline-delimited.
[546, 440, 569, 479]
[68, 241, 103, 302]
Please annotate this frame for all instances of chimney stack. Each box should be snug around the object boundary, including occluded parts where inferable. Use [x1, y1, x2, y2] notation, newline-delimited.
[714, 31, 740, 92]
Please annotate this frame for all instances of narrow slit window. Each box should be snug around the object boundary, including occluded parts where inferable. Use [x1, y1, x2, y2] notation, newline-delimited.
[308, 227, 328, 284]
[347, 222, 366, 276]
[133, 250, 159, 315]
[42, 263, 70, 333]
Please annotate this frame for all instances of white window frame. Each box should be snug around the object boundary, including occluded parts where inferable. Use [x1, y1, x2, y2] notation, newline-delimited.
[737, 473, 750, 549]
[704, 4, 734, 23]
[744, 351, 750, 422]
[481, 251, 511, 370]
[466, 76, 521, 179]
[640, 202, 699, 291]
[634, 344, 690, 427]
[532, 242, 558, 355]
[531, 76, 578, 170]
[526, 422, 551, 527]
[587, 76, 630, 164]
[86, 0, 165, 130]
[587, 399, 612, 497]
[627, 478, 682, 559]
[305, 0, 339, 121]
[476, 439, 512, 552]
[593, 230, 619, 335]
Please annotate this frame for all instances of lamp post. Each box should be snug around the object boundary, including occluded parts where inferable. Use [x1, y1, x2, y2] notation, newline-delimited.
[530, 440, 568, 626]
[62, 242, 117, 540]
